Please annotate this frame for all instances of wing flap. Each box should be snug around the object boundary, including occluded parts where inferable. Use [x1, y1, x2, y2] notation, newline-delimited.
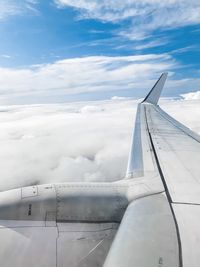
[103, 194, 179, 267]
[173, 204, 200, 267]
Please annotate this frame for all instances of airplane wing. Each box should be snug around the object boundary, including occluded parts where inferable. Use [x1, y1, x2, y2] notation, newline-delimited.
[0, 73, 199, 267]
[104, 73, 200, 267]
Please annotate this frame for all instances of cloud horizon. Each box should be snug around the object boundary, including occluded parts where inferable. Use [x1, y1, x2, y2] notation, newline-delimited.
[0, 97, 200, 191]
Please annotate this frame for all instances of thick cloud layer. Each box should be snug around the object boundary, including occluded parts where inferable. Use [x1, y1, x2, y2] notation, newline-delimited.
[181, 91, 200, 100]
[0, 97, 200, 191]
[0, 99, 136, 191]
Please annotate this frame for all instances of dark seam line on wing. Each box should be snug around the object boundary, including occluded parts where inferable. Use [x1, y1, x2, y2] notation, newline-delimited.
[144, 106, 172, 201]
[56, 219, 120, 223]
[144, 105, 183, 267]
[0, 226, 56, 229]
[173, 202, 200, 206]
[58, 227, 117, 233]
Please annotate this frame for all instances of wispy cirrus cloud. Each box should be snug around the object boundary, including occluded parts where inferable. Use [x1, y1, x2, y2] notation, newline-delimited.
[0, 0, 38, 20]
[0, 53, 199, 104]
[55, 0, 200, 40]
[0, 0, 21, 19]
[0, 53, 176, 104]
[134, 38, 169, 50]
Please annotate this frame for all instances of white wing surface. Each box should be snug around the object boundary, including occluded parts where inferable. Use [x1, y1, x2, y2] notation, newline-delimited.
[110, 73, 200, 267]
[0, 221, 118, 267]
[141, 83, 200, 267]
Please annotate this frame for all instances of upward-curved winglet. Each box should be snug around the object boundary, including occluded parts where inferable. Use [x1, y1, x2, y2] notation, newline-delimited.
[142, 73, 168, 105]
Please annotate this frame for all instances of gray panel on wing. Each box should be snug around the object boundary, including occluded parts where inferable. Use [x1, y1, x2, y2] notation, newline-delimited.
[0, 221, 118, 267]
[57, 223, 118, 267]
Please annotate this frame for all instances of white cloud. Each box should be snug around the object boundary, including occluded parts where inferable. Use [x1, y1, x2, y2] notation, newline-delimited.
[0, 0, 21, 19]
[180, 91, 200, 100]
[80, 105, 104, 113]
[134, 38, 169, 50]
[1, 54, 11, 59]
[55, 0, 200, 39]
[0, 98, 200, 192]
[0, 0, 38, 20]
[161, 98, 200, 135]
[0, 99, 137, 190]
[0, 54, 176, 104]
[111, 96, 128, 100]
[0, 53, 199, 105]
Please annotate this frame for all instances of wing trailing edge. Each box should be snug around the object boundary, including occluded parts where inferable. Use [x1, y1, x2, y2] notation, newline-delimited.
[142, 73, 168, 105]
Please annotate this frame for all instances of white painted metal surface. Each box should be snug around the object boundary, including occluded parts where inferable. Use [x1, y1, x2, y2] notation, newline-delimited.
[145, 104, 200, 204]
[173, 204, 200, 267]
[0, 221, 118, 267]
[104, 194, 179, 267]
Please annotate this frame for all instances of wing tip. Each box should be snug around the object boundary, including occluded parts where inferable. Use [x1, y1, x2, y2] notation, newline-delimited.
[142, 72, 168, 105]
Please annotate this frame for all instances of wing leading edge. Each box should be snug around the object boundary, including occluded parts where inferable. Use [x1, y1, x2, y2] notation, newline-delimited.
[123, 73, 200, 267]
[126, 73, 168, 179]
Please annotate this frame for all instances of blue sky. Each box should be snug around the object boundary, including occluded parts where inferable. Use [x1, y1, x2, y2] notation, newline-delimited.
[0, 0, 200, 104]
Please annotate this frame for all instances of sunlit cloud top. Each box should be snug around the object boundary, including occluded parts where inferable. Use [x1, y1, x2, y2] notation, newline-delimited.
[0, 98, 200, 191]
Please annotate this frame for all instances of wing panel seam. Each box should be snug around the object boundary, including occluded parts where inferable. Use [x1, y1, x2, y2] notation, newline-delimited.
[144, 105, 183, 267]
